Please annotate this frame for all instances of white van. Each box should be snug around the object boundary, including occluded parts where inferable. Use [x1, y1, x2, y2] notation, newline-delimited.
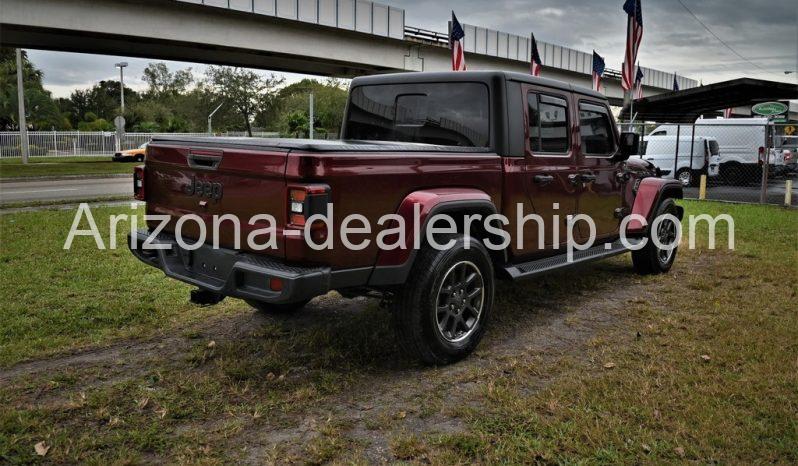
[648, 118, 773, 184]
[638, 135, 720, 186]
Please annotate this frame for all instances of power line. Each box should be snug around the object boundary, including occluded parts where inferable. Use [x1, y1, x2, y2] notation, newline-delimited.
[676, 0, 782, 78]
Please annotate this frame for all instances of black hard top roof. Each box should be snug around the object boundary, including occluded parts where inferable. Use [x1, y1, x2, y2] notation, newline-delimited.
[351, 70, 605, 100]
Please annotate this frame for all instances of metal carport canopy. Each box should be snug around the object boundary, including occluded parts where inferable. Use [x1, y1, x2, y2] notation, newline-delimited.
[621, 78, 798, 123]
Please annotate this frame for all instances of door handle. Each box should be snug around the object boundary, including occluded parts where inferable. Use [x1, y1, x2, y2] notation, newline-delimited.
[533, 174, 555, 186]
[569, 173, 597, 186]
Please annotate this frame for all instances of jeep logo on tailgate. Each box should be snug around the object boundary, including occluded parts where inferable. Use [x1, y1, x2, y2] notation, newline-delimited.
[184, 176, 223, 200]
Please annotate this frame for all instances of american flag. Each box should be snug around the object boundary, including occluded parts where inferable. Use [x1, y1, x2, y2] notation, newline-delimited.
[621, 0, 643, 91]
[450, 11, 466, 71]
[634, 64, 644, 100]
[672, 73, 680, 91]
[530, 33, 543, 77]
[592, 50, 605, 92]
[723, 108, 733, 118]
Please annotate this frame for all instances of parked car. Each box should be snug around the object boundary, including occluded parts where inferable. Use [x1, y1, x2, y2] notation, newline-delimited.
[129, 71, 682, 365]
[777, 135, 798, 175]
[638, 135, 720, 186]
[113, 143, 147, 162]
[649, 118, 776, 184]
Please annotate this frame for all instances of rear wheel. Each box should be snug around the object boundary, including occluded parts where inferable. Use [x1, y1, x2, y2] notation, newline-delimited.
[246, 299, 310, 314]
[391, 234, 494, 365]
[632, 198, 680, 275]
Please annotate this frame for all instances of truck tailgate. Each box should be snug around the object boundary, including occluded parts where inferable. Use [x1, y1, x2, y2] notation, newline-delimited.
[144, 142, 289, 258]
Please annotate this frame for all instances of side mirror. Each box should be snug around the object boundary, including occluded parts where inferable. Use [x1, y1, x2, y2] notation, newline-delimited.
[613, 131, 639, 162]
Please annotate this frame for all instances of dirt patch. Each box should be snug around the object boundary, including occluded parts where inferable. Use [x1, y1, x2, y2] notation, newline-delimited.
[0, 254, 715, 463]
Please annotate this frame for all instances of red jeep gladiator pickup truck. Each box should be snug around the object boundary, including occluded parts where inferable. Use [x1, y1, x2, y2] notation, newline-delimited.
[130, 71, 683, 365]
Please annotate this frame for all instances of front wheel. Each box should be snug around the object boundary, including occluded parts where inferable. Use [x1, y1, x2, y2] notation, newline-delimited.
[632, 198, 680, 275]
[391, 235, 495, 365]
[675, 168, 692, 187]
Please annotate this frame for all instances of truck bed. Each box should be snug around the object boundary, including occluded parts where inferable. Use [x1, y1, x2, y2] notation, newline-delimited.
[150, 136, 492, 153]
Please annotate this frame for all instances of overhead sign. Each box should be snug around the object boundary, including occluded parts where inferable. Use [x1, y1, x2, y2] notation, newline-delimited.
[752, 101, 788, 116]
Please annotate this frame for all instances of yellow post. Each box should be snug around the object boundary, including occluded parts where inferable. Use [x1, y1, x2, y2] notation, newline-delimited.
[785, 180, 793, 207]
[699, 174, 707, 200]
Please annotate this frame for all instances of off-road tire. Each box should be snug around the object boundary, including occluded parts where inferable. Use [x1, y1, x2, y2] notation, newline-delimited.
[246, 299, 310, 314]
[632, 198, 680, 275]
[391, 234, 495, 365]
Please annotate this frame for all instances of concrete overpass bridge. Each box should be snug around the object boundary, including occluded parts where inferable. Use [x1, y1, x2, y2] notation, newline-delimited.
[1, 0, 697, 103]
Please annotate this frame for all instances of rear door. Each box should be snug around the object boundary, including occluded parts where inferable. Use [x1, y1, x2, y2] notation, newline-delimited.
[574, 100, 623, 241]
[517, 85, 579, 256]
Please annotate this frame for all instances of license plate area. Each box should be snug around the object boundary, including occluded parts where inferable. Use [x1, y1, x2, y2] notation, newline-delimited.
[177, 247, 233, 282]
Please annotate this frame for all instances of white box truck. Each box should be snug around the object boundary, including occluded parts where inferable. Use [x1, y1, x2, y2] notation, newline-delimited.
[639, 135, 720, 186]
[648, 118, 777, 184]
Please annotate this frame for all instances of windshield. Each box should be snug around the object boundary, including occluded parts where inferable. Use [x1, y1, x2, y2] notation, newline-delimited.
[344, 83, 490, 147]
[139, 143, 148, 149]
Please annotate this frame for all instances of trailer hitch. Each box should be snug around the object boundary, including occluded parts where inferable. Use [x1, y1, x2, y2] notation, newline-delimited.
[190, 288, 225, 306]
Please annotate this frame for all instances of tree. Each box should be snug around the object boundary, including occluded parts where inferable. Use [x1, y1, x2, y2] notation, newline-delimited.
[142, 62, 193, 99]
[64, 80, 139, 129]
[258, 78, 348, 137]
[0, 48, 70, 130]
[205, 66, 284, 136]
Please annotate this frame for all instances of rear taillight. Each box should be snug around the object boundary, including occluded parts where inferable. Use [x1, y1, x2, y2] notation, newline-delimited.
[133, 165, 145, 201]
[758, 147, 765, 165]
[287, 184, 330, 227]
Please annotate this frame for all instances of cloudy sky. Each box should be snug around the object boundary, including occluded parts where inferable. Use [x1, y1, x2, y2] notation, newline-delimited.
[25, 0, 798, 98]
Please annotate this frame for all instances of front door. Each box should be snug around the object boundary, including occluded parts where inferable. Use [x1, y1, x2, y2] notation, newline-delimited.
[574, 100, 624, 242]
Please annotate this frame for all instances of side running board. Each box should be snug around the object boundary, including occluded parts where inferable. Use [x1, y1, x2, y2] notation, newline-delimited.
[503, 239, 642, 280]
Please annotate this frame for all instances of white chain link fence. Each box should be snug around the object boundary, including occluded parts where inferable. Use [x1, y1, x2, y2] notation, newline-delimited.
[0, 131, 285, 158]
[621, 120, 796, 206]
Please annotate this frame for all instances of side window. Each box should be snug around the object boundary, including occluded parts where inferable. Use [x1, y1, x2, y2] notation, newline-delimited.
[650, 130, 666, 136]
[579, 102, 616, 156]
[527, 92, 569, 154]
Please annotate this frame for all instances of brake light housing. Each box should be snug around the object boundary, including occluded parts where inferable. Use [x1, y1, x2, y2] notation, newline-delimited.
[133, 165, 145, 201]
[287, 184, 330, 227]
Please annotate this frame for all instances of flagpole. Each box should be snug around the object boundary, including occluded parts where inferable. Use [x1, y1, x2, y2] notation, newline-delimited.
[629, 89, 634, 131]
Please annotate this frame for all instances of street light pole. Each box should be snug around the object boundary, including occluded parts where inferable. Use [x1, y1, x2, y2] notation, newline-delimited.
[207, 103, 224, 134]
[309, 92, 314, 139]
[115, 62, 128, 114]
[15, 49, 29, 164]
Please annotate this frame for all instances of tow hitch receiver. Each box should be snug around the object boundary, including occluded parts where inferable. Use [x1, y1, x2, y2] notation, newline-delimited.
[190, 288, 225, 306]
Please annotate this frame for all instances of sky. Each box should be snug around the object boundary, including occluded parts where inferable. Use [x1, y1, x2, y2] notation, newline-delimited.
[24, 0, 798, 98]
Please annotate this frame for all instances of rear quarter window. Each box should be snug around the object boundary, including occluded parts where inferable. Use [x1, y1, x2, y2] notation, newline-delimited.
[344, 83, 490, 147]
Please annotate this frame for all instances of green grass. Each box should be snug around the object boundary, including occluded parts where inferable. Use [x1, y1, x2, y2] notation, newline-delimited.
[0, 156, 136, 179]
[426, 200, 798, 464]
[0, 200, 795, 463]
[0, 205, 234, 366]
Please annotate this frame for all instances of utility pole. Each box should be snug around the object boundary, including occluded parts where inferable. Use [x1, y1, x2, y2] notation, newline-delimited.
[207, 103, 224, 134]
[115, 62, 128, 114]
[16, 49, 29, 164]
[308, 92, 315, 139]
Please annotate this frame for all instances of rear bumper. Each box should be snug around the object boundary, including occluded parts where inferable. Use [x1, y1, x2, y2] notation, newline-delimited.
[128, 229, 370, 304]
